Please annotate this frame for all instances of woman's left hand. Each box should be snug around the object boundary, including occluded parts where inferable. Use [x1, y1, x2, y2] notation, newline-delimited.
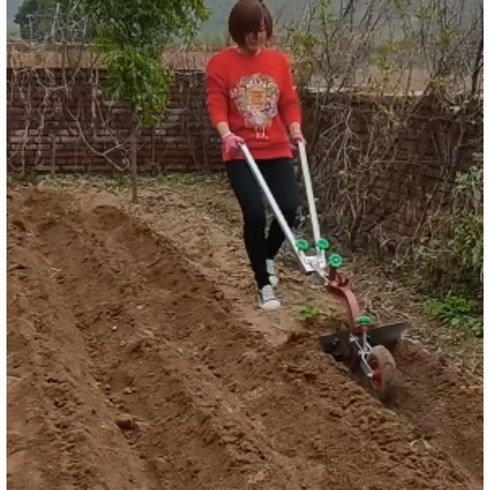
[290, 129, 307, 150]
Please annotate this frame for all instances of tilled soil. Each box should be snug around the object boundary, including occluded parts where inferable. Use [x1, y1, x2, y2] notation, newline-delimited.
[7, 182, 483, 490]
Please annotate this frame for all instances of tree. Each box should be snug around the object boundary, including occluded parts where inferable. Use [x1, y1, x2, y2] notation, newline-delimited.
[15, 0, 91, 42]
[75, 0, 210, 203]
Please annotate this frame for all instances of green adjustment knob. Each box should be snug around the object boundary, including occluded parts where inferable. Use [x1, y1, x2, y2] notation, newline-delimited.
[296, 239, 310, 252]
[317, 238, 330, 251]
[355, 316, 374, 328]
[328, 253, 343, 269]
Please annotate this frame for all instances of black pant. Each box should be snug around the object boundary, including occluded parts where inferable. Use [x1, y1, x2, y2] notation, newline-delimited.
[226, 158, 301, 289]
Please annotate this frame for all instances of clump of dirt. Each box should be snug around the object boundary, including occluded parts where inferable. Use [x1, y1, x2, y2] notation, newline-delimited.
[7, 183, 483, 490]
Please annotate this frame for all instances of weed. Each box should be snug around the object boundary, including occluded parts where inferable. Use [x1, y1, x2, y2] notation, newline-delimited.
[423, 295, 483, 337]
[297, 304, 331, 324]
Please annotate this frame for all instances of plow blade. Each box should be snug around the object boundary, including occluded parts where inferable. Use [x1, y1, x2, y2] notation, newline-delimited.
[319, 321, 408, 356]
[367, 321, 407, 347]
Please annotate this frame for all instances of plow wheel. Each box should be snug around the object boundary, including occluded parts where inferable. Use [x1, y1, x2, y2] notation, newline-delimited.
[367, 345, 397, 402]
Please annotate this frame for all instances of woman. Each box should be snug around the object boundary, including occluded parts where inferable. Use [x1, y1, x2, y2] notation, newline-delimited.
[205, 0, 306, 311]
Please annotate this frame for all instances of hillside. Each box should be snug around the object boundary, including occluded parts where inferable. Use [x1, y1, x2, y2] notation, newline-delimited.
[7, 0, 299, 37]
[8, 0, 481, 40]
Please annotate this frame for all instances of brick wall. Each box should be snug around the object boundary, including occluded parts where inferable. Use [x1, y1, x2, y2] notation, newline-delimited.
[7, 61, 482, 244]
[299, 91, 482, 243]
[7, 67, 221, 174]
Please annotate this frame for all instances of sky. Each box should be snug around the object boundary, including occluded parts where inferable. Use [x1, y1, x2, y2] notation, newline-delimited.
[8, 0, 20, 23]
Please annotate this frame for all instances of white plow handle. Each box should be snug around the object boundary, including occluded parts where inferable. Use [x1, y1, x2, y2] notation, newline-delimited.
[238, 142, 321, 274]
[297, 141, 322, 251]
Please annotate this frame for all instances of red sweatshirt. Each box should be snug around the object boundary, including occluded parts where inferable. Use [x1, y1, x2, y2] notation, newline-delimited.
[205, 47, 302, 162]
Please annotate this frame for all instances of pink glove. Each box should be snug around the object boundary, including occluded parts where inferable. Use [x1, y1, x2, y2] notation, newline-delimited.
[289, 130, 306, 155]
[222, 132, 244, 159]
[290, 129, 306, 146]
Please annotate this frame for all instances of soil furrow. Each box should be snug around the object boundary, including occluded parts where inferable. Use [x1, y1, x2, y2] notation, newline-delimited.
[7, 185, 483, 490]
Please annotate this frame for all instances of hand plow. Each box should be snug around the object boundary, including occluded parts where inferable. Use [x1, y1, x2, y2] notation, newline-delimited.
[239, 141, 407, 402]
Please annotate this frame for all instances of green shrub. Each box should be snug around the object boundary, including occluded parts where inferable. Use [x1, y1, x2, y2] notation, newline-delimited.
[415, 153, 483, 303]
[423, 295, 483, 337]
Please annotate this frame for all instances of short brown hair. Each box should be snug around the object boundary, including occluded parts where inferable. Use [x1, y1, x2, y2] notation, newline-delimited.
[228, 0, 273, 46]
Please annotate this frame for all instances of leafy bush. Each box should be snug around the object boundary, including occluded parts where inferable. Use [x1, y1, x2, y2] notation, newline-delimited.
[423, 295, 483, 337]
[452, 156, 483, 282]
[414, 152, 483, 304]
[415, 152, 483, 336]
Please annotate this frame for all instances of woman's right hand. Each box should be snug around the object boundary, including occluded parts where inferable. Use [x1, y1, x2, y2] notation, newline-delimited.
[222, 132, 244, 158]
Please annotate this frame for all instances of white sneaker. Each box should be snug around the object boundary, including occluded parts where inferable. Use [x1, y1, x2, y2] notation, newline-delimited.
[266, 259, 279, 287]
[259, 284, 281, 310]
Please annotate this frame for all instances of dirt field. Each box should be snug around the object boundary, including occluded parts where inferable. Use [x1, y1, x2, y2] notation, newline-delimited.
[7, 177, 483, 490]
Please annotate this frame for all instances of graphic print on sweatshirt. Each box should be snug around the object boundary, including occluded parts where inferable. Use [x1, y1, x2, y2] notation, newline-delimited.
[229, 73, 279, 140]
